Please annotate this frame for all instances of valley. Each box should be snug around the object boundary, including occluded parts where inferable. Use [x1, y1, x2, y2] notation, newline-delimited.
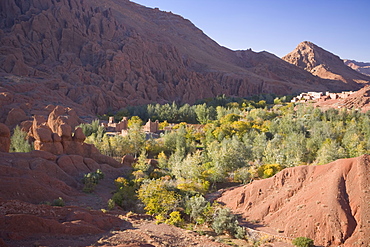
[1, 0, 370, 246]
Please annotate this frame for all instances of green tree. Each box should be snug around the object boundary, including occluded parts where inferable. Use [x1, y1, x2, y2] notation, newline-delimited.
[252, 133, 267, 162]
[315, 139, 346, 165]
[127, 122, 146, 157]
[194, 103, 215, 124]
[128, 116, 143, 128]
[10, 125, 33, 152]
[178, 103, 197, 123]
[171, 150, 204, 180]
[133, 149, 151, 173]
[77, 119, 104, 137]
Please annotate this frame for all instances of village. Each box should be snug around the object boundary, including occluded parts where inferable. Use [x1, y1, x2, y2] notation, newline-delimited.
[102, 117, 161, 137]
[291, 90, 355, 103]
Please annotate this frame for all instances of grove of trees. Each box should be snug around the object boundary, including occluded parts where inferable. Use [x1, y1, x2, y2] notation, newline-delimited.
[9, 94, 369, 242]
[75, 96, 370, 236]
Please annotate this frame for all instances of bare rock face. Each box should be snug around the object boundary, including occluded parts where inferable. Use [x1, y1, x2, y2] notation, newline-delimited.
[217, 155, 370, 246]
[283, 41, 370, 87]
[47, 106, 81, 133]
[0, 123, 10, 152]
[5, 107, 28, 127]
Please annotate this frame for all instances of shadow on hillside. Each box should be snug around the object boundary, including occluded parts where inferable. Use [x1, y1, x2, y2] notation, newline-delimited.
[237, 216, 264, 229]
[3, 217, 134, 247]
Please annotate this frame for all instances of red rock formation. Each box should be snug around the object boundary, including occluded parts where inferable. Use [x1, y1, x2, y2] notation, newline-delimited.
[4, 107, 28, 127]
[0, 134, 131, 245]
[0, 123, 10, 152]
[217, 155, 370, 246]
[121, 154, 136, 166]
[283, 41, 370, 87]
[28, 105, 122, 168]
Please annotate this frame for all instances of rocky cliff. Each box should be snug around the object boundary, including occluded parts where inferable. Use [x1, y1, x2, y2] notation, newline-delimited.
[217, 155, 370, 246]
[283, 41, 370, 87]
[0, 0, 361, 123]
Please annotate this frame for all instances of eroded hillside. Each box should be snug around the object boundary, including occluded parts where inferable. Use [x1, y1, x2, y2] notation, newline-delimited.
[217, 155, 370, 246]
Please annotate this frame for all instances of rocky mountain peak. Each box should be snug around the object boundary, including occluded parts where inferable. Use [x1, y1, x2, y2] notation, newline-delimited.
[283, 41, 343, 72]
[283, 41, 370, 86]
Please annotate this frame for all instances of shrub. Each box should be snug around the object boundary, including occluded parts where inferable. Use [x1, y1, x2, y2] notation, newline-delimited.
[292, 237, 314, 247]
[234, 225, 246, 239]
[185, 195, 213, 225]
[82, 169, 104, 193]
[165, 211, 184, 226]
[257, 164, 283, 179]
[52, 197, 65, 207]
[211, 208, 245, 238]
[10, 125, 33, 152]
[111, 184, 139, 211]
[107, 199, 115, 210]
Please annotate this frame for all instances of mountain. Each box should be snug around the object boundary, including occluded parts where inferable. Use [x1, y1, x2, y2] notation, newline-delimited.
[283, 41, 370, 87]
[0, 0, 364, 123]
[217, 155, 370, 247]
[344, 59, 370, 76]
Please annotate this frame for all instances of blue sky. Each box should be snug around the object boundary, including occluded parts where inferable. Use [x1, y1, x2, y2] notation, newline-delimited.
[132, 0, 370, 62]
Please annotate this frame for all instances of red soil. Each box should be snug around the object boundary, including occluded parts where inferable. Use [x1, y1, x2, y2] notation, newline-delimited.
[217, 155, 370, 246]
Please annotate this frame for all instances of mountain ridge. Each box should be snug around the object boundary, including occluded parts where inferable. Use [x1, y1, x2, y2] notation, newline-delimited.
[344, 59, 370, 76]
[0, 0, 366, 123]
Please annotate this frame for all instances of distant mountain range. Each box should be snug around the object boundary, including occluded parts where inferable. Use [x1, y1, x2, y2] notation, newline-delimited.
[0, 0, 369, 122]
[344, 60, 370, 77]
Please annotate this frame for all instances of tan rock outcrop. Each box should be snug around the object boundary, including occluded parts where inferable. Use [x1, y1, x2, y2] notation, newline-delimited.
[29, 105, 122, 168]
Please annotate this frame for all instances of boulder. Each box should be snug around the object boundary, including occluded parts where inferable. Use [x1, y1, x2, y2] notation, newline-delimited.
[33, 126, 53, 143]
[5, 108, 28, 127]
[121, 154, 136, 166]
[73, 127, 86, 142]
